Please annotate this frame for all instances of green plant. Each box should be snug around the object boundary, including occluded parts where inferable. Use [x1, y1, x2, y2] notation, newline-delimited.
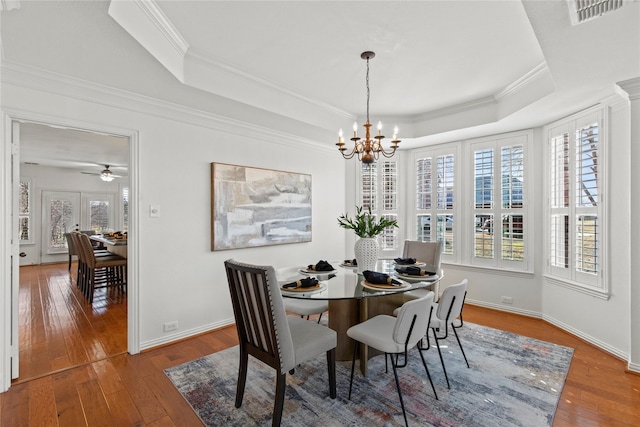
[337, 206, 398, 238]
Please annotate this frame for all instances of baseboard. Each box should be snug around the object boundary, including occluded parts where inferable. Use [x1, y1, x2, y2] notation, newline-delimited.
[466, 299, 542, 319]
[541, 314, 629, 361]
[468, 300, 638, 372]
[140, 318, 235, 351]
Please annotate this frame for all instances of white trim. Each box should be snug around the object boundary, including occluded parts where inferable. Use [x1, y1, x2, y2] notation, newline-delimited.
[140, 318, 234, 351]
[467, 299, 541, 319]
[1, 62, 332, 155]
[543, 313, 628, 361]
[543, 105, 609, 294]
[0, 111, 142, 393]
[544, 274, 610, 300]
[133, 0, 190, 57]
[1, 114, 12, 392]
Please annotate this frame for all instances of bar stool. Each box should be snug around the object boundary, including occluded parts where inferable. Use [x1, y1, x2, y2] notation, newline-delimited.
[76, 233, 127, 303]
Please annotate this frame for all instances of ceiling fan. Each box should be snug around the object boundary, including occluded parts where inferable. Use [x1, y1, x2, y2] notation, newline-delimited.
[81, 165, 123, 182]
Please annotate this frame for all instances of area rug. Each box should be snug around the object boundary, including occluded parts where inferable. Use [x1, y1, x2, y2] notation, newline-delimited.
[165, 322, 573, 426]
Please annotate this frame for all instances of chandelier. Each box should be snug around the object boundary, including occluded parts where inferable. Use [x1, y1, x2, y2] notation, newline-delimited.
[336, 51, 400, 164]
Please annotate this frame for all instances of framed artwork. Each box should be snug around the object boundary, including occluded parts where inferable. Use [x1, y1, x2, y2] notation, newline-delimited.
[211, 163, 312, 250]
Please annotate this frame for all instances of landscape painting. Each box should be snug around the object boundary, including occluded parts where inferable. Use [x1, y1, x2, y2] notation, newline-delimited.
[211, 163, 312, 250]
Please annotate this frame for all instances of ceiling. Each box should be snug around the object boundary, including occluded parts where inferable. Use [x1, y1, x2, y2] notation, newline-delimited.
[2, 0, 639, 168]
[19, 122, 129, 175]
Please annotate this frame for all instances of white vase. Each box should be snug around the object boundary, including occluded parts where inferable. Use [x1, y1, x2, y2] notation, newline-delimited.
[354, 237, 380, 274]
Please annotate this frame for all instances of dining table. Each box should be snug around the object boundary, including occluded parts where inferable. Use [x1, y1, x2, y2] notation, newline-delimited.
[278, 260, 443, 375]
[89, 234, 128, 258]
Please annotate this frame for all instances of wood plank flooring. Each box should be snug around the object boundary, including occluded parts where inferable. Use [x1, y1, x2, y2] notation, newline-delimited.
[1, 263, 639, 426]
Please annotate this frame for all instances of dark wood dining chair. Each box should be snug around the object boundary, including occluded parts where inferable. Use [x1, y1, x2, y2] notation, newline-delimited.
[76, 232, 127, 303]
[224, 259, 337, 427]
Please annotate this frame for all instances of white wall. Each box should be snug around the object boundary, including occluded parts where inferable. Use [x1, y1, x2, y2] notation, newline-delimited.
[19, 164, 123, 265]
[541, 95, 632, 359]
[1, 77, 347, 352]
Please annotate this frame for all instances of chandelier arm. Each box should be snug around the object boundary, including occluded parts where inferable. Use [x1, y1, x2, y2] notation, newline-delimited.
[340, 147, 360, 160]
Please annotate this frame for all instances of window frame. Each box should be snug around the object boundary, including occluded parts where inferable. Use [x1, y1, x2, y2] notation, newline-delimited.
[356, 157, 401, 257]
[18, 178, 34, 245]
[469, 132, 530, 272]
[410, 144, 460, 264]
[544, 107, 608, 297]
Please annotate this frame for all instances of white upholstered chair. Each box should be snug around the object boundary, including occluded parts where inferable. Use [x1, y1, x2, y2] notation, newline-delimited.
[347, 291, 438, 427]
[429, 279, 469, 388]
[277, 266, 328, 323]
[224, 259, 337, 427]
[402, 240, 442, 299]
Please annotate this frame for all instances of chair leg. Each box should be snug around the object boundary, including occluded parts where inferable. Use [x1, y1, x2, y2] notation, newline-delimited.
[327, 348, 336, 399]
[348, 342, 358, 400]
[452, 324, 470, 368]
[417, 347, 438, 400]
[390, 355, 409, 427]
[432, 328, 450, 389]
[68, 254, 72, 270]
[317, 312, 323, 324]
[272, 373, 286, 427]
[235, 349, 249, 408]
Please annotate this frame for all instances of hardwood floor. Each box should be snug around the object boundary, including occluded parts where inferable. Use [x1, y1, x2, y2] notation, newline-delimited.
[1, 263, 638, 426]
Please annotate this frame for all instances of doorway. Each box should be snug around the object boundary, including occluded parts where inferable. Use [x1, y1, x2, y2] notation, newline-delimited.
[9, 119, 136, 385]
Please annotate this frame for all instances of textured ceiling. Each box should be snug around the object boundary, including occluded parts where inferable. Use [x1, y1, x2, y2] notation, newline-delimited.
[2, 1, 639, 168]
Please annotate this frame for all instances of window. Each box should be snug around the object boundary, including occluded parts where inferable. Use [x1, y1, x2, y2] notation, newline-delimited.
[359, 160, 399, 251]
[472, 135, 527, 270]
[415, 153, 456, 256]
[547, 109, 604, 291]
[18, 179, 33, 243]
[82, 193, 115, 233]
[122, 186, 129, 232]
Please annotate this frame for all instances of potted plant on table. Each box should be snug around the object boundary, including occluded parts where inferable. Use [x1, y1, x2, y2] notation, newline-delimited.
[337, 206, 398, 273]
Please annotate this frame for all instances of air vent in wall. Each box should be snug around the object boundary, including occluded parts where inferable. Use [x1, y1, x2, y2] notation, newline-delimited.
[569, 0, 625, 25]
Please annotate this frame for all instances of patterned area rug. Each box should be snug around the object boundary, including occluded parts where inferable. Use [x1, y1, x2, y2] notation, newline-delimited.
[165, 322, 573, 426]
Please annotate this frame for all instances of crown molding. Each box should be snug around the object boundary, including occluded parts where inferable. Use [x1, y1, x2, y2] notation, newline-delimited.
[1, 61, 332, 154]
[132, 0, 189, 57]
[187, 47, 353, 121]
[495, 62, 551, 100]
[617, 77, 640, 99]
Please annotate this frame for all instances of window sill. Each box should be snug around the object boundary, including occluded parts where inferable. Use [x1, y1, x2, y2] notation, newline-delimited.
[442, 262, 534, 279]
[543, 275, 610, 300]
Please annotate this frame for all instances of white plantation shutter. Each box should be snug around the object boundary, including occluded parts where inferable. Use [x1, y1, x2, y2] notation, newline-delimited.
[19, 179, 32, 243]
[472, 135, 528, 269]
[415, 151, 456, 256]
[359, 160, 398, 251]
[547, 109, 604, 291]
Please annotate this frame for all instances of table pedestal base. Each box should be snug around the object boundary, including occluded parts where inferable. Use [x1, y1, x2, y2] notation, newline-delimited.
[329, 292, 407, 376]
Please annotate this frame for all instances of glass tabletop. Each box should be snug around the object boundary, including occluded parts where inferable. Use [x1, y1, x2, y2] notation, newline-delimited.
[277, 260, 441, 300]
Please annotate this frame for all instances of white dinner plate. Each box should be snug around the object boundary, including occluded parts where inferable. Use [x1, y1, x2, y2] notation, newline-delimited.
[298, 268, 337, 276]
[360, 280, 410, 292]
[280, 282, 327, 295]
[395, 273, 439, 282]
[338, 263, 358, 270]
[393, 261, 426, 268]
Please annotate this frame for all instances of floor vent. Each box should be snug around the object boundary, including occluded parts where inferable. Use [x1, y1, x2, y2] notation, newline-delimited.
[569, 0, 626, 25]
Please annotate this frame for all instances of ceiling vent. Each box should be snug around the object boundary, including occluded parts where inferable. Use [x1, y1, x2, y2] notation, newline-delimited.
[569, 0, 626, 25]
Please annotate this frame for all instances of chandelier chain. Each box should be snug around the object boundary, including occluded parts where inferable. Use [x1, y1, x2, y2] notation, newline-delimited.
[366, 56, 370, 125]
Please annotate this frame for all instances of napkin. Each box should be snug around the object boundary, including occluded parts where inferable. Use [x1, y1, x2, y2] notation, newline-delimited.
[363, 270, 402, 286]
[394, 257, 417, 265]
[307, 260, 334, 271]
[282, 277, 319, 289]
